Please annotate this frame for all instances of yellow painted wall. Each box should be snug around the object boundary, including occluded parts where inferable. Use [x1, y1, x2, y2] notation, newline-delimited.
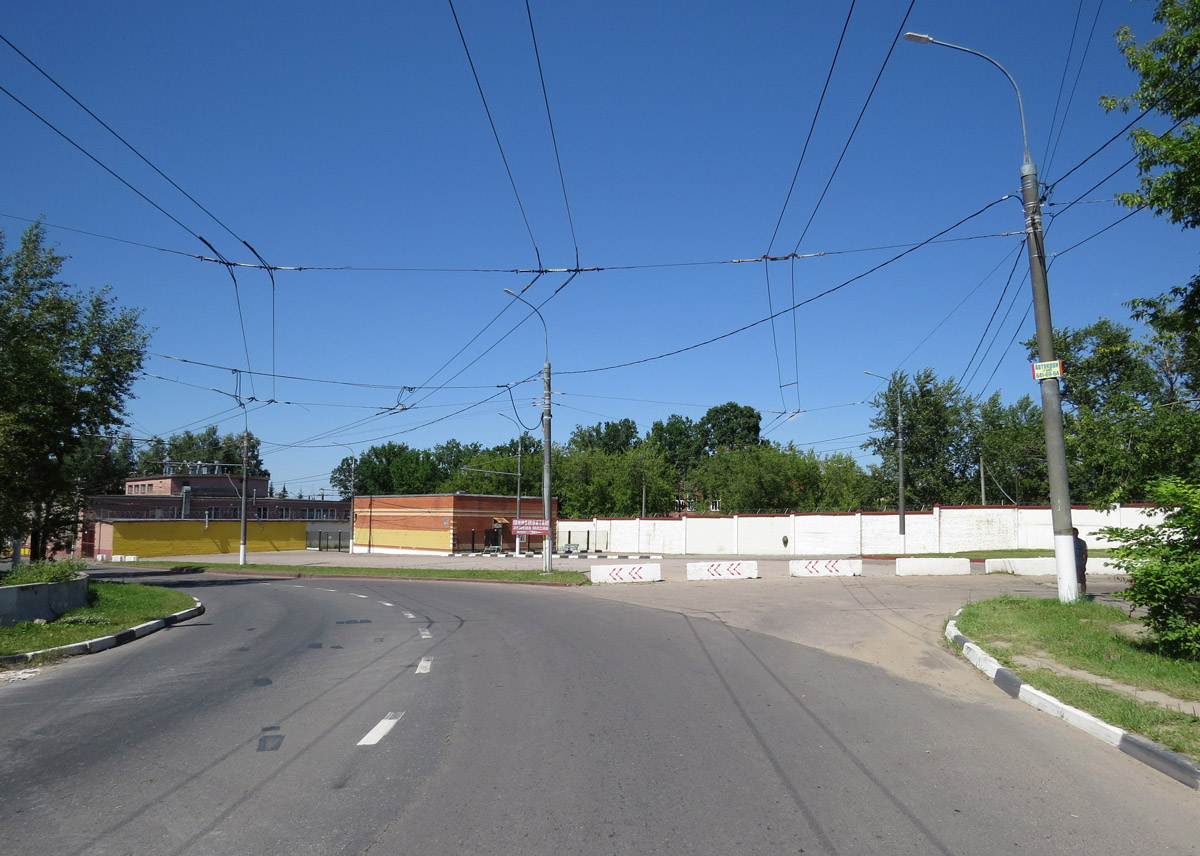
[112, 520, 307, 557]
[353, 524, 451, 552]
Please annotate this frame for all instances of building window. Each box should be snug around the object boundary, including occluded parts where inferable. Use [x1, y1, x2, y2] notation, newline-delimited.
[255, 507, 268, 520]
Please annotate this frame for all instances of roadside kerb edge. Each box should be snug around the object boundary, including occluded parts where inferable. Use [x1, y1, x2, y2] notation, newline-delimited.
[945, 609, 1200, 790]
[0, 598, 205, 666]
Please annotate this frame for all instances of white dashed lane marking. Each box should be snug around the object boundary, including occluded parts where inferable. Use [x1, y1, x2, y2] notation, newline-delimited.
[352, 594, 368, 599]
[380, 601, 394, 607]
[403, 612, 415, 619]
[416, 658, 432, 674]
[357, 712, 405, 746]
[419, 628, 432, 639]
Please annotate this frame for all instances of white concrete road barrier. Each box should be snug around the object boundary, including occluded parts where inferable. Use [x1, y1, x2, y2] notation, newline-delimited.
[685, 561, 759, 580]
[895, 557, 970, 576]
[589, 564, 663, 584]
[788, 559, 862, 577]
[986, 557, 1127, 575]
[985, 558, 1055, 575]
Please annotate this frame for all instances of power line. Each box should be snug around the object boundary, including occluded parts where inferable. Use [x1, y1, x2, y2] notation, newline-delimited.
[560, 195, 1013, 377]
[524, 0, 579, 270]
[447, 0, 543, 270]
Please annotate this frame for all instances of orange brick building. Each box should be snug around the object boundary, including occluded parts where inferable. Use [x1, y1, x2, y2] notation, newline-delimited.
[352, 493, 554, 554]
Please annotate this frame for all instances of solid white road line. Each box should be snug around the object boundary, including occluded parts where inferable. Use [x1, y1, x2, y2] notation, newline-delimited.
[357, 711, 405, 746]
[416, 657, 432, 674]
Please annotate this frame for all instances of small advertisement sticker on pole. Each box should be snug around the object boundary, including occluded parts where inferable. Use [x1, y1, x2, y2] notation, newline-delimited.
[1031, 359, 1064, 380]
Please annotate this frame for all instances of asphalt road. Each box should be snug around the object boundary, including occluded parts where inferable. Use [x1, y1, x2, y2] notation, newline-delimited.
[1, 565, 1195, 855]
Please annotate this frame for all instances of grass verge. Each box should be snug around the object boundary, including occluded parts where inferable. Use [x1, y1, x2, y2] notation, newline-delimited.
[0, 581, 196, 659]
[956, 595, 1200, 759]
[129, 561, 590, 586]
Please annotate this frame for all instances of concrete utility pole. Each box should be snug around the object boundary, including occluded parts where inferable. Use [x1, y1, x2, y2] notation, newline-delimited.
[239, 432, 248, 567]
[865, 371, 906, 554]
[504, 290, 554, 573]
[904, 33, 1077, 601]
[498, 413, 524, 555]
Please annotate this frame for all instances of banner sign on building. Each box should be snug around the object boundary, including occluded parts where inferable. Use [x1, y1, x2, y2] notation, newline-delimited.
[512, 518, 550, 535]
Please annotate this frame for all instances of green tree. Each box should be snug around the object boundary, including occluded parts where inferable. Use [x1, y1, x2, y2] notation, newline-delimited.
[0, 223, 147, 558]
[814, 452, 874, 511]
[645, 414, 706, 480]
[1102, 476, 1200, 659]
[568, 418, 640, 455]
[700, 402, 762, 452]
[978, 393, 1048, 505]
[1102, 0, 1200, 228]
[135, 426, 268, 478]
[1029, 319, 1200, 503]
[690, 443, 821, 514]
[862, 369, 978, 509]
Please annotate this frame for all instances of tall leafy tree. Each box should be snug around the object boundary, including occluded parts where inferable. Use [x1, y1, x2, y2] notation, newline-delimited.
[0, 223, 147, 557]
[1102, 0, 1200, 228]
[568, 418, 640, 455]
[862, 369, 978, 509]
[135, 426, 268, 478]
[700, 402, 762, 452]
[645, 413, 706, 480]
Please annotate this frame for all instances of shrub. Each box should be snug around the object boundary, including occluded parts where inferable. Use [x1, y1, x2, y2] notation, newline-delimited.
[1101, 477, 1200, 660]
[1, 557, 89, 586]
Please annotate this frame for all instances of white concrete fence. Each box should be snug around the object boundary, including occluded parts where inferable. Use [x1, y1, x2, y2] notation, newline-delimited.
[558, 504, 1162, 558]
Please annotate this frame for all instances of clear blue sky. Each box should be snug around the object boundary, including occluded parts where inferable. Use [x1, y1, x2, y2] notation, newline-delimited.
[2, 1, 1194, 497]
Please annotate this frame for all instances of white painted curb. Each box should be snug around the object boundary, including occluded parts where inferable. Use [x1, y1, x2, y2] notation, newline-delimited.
[945, 610, 1199, 789]
[788, 558, 862, 577]
[685, 561, 759, 580]
[896, 557, 970, 576]
[589, 564, 662, 584]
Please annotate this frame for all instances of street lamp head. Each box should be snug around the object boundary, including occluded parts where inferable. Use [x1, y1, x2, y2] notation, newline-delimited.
[903, 32, 933, 44]
[503, 288, 517, 297]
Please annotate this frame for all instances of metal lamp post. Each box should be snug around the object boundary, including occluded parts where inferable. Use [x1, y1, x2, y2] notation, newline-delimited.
[504, 289, 554, 573]
[332, 443, 357, 554]
[865, 371, 906, 554]
[904, 33, 1077, 601]
[497, 412, 524, 555]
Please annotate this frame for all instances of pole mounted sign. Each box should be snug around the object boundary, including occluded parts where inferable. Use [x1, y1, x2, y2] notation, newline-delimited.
[512, 518, 550, 535]
[1031, 359, 1063, 380]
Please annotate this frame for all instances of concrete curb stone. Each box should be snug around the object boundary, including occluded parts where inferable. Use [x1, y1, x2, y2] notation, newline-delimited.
[0, 599, 204, 666]
[945, 609, 1200, 791]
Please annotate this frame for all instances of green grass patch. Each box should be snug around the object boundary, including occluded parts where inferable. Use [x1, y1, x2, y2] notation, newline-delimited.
[956, 594, 1200, 761]
[128, 560, 590, 586]
[0, 581, 196, 659]
[958, 595, 1200, 700]
[1021, 668, 1200, 759]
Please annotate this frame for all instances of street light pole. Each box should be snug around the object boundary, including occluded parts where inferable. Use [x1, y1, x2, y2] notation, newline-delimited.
[497, 413, 524, 555]
[333, 443, 357, 554]
[504, 289, 554, 573]
[904, 33, 1077, 601]
[865, 371, 906, 554]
